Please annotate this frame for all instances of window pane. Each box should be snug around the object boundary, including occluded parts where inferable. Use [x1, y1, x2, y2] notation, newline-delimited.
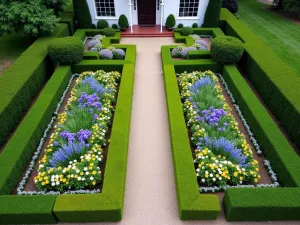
[178, 0, 199, 17]
[94, 0, 116, 17]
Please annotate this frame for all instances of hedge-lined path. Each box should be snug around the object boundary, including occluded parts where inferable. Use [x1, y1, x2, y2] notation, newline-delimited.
[60, 38, 298, 225]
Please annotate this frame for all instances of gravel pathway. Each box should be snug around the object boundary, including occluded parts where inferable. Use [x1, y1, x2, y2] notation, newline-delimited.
[59, 37, 299, 225]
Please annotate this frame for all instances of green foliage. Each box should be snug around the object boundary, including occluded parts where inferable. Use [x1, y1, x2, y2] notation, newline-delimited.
[178, 23, 184, 28]
[73, 0, 92, 28]
[192, 23, 198, 28]
[222, 0, 239, 14]
[103, 27, 116, 37]
[223, 188, 300, 221]
[180, 27, 193, 36]
[211, 36, 244, 64]
[53, 64, 135, 222]
[118, 14, 129, 29]
[48, 37, 83, 65]
[0, 24, 69, 148]
[222, 65, 300, 187]
[0, 66, 72, 194]
[203, 0, 222, 27]
[44, 0, 67, 15]
[112, 24, 118, 29]
[165, 14, 176, 28]
[0, 195, 57, 224]
[283, 0, 300, 17]
[162, 65, 220, 220]
[220, 9, 300, 148]
[97, 19, 109, 29]
[91, 24, 96, 29]
[0, 0, 61, 37]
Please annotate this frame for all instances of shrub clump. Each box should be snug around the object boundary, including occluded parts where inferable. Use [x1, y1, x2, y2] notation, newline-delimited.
[118, 14, 129, 29]
[88, 39, 100, 49]
[99, 49, 113, 60]
[180, 27, 193, 36]
[192, 23, 198, 28]
[93, 34, 106, 41]
[181, 46, 197, 58]
[112, 24, 118, 29]
[103, 27, 115, 37]
[97, 19, 109, 29]
[112, 49, 126, 59]
[222, 0, 239, 14]
[177, 23, 184, 28]
[48, 37, 83, 65]
[165, 14, 176, 28]
[211, 36, 244, 64]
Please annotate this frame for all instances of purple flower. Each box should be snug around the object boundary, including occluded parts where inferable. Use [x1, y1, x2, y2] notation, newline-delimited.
[60, 131, 76, 143]
[81, 76, 107, 95]
[99, 49, 113, 60]
[77, 129, 92, 142]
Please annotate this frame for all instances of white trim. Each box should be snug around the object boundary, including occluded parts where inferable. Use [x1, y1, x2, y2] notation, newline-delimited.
[176, 0, 200, 19]
[129, 0, 133, 32]
[93, 0, 118, 20]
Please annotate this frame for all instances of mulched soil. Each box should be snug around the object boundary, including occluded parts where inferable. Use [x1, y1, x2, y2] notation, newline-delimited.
[0, 58, 14, 76]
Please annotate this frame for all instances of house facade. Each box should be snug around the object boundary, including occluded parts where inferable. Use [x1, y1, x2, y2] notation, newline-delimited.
[86, 0, 209, 30]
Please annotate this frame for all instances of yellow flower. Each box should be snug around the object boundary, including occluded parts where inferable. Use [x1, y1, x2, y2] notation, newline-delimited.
[92, 171, 96, 175]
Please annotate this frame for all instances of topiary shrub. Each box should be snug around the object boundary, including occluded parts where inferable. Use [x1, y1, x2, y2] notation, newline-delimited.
[180, 27, 193, 36]
[203, 0, 222, 27]
[99, 49, 113, 60]
[222, 0, 238, 14]
[165, 14, 176, 28]
[73, 0, 92, 28]
[88, 39, 100, 49]
[103, 27, 115, 37]
[97, 19, 109, 29]
[181, 46, 197, 58]
[48, 37, 83, 65]
[112, 49, 126, 59]
[112, 24, 118, 29]
[91, 24, 96, 29]
[118, 14, 129, 29]
[192, 23, 198, 28]
[210, 36, 244, 64]
[178, 23, 184, 28]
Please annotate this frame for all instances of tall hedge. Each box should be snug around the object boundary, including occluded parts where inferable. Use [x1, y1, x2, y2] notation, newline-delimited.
[203, 0, 222, 27]
[73, 0, 92, 28]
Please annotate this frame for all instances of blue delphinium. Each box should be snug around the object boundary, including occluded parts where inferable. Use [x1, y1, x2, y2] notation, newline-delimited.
[202, 136, 248, 167]
[81, 76, 107, 96]
[190, 76, 214, 93]
[49, 141, 88, 167]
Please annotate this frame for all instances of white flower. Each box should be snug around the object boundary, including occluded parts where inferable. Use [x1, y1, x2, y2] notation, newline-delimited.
[56, 181, 60, 185]
[71, 174, 74, 178]
[51, 182, 55, 186]
[209, 173, 213, 177]
[201, 179, 205, 183]
[212, 178, 216, 181]
[82, 178, 86, 181]
[76, 170, 80, 173]
[90, 177, 94, 180]
[84, 167, 88, 171]
[85, 172, 89, 175]
[78, 177, 82, 181]
[205, 171, 208, 174]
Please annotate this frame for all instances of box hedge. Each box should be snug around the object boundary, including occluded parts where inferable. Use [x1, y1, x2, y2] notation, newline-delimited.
[220, 8, 300, 149]
[223, 188, 300, 221]
[0, 66, 72, 194]
[0, 24, 70, 148]
[0, 195, 57, 224]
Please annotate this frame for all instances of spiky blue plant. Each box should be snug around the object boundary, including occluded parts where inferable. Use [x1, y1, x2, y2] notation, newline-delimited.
[189, 76, 214, 93]
[81, 76, 107, 96]
[49, 141, 88, 167]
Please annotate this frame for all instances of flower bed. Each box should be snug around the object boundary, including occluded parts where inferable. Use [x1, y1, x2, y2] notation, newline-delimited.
[86, 35, 125, 60]
[32, 70, 120, 192]
[178, 71, 261, 187]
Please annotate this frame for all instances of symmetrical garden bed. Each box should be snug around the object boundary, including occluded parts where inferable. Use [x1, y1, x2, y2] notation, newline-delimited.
[162, 26, 300, 221]
[0, 28, 136, 223]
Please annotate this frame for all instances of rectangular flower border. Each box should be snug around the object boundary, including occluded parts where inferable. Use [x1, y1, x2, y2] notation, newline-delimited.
[162, 52, 300, 221]
[0, 37, 136, 223]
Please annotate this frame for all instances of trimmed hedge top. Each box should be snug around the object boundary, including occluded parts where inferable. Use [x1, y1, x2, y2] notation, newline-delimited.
[48, 36, 84, 65]
[180, 27, 193, 36]
[211, 36, 244, 64]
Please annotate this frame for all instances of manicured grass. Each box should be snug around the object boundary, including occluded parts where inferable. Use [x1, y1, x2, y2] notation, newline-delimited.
[0, 34, 34, 75]
[238, 0, 300, 76]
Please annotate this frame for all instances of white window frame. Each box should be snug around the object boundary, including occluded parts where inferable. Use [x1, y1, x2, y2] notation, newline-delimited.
[93, 0, 118, 19]
[176, 0, 200, 19]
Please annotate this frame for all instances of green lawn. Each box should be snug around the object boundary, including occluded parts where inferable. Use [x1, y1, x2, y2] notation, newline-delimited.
[238, 0, 300, 77]
[0, 34, 35, 75]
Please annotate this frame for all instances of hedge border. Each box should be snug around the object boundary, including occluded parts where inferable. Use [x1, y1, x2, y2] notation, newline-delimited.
[221, 65, 300, 221]
[162, 63, 221, 220]
[53, 63, 135, 222]
[0, 24, 70, 148]
[220, 8, 300, 149]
